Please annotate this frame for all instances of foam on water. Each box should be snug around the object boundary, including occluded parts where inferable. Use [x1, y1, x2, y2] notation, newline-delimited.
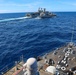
[0, 17, 28, 22]
[35, 17, 41, 19]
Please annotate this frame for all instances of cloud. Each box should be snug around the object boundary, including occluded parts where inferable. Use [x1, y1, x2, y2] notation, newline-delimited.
[70, 3, 76, 6]
[0, 10, 10, 13]
[0, 1, 41, 7]
[60, 2, 76, 6]
[0, 1, 42, 13]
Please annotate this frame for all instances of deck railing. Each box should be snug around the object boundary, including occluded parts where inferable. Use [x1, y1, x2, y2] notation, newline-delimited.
[0, 55, 24, 75]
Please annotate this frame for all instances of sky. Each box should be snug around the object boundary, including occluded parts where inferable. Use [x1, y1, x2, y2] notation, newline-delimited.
[0, 0, 76, 13]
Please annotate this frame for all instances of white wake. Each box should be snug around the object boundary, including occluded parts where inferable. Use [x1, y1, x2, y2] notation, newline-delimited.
[0, 17, 28, 22]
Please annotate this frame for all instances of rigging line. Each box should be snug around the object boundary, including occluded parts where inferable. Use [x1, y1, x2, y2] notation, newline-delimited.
[71, 23, 74, 43]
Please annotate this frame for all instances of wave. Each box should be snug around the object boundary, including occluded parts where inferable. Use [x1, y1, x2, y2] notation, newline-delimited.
[0, 17, 28, 22]
[35, 17, 41, 19]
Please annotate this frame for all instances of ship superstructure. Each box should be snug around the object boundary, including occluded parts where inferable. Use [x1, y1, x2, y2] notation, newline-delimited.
[25, 8, 56, 18]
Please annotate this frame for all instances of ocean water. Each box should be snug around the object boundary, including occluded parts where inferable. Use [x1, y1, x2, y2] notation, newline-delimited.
[0, 12, 76, 72]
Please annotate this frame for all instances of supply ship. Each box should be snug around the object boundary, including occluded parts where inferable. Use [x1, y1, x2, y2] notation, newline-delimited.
[0, 42, 76, 75]
[25, 8, 56, 18]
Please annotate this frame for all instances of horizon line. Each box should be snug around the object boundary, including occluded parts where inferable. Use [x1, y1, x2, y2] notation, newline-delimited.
[0, 11, 76, 14]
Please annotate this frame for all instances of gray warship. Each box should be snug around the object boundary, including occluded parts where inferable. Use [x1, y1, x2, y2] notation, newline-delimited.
[0, 42, 76, 75]
[25, 8, 56, 18]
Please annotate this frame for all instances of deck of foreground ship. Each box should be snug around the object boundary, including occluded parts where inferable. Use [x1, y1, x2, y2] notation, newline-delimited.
[1, 42, 76, 75]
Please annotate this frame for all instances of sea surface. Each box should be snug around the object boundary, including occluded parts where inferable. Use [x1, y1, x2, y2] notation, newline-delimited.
[0, 12, 76, 73]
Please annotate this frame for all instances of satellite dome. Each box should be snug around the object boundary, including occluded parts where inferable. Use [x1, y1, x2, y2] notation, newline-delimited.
[27, 58, 37, 65]
[26, 58, 37, 68]
[27, 58, 38, 75]
[46, 66, 57, 74]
